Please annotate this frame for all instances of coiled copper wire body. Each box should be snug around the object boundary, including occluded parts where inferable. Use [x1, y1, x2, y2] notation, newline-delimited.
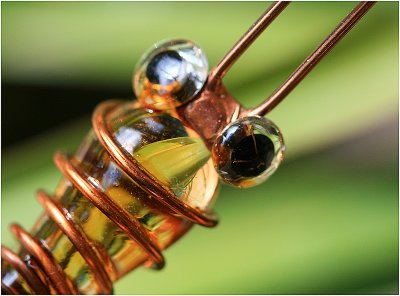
[9, 224, 79, 294]
[1, 2, 375, 294]
[93, 101, 218, 228]
[1, 246, 49, 295]
[2, 101, 218, 295]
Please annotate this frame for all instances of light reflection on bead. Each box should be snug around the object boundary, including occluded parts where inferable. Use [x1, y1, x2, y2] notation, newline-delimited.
[212, 116, 285, 188]
[133, 39, 208, 110]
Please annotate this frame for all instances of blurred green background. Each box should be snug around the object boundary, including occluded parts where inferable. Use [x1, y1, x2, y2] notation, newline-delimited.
[1, 1, 398, 294]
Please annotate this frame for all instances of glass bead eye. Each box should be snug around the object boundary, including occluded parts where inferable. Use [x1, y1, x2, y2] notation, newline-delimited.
[212, 116, 285, 188]
[133, 39, 208, 110]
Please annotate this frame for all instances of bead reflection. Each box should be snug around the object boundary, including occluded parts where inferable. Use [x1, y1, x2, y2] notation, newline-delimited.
[212, 116, 284, 188]
[133, 39, 208, 110]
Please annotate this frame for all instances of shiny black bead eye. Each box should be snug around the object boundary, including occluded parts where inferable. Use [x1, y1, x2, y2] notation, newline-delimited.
[133, 39, 208, 110]
[212, 116, 284, 188]
[145, 50, 184, 85]
[230, 133, 275, 177]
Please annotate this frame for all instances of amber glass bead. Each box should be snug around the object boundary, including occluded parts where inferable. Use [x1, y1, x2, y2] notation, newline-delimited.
[23, 102, 218, 294]
[133, 39, 208, 110]
[212, 116, 284, 188]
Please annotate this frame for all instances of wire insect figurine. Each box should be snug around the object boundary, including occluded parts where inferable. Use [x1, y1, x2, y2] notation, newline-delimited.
[1, 1, 375, 294]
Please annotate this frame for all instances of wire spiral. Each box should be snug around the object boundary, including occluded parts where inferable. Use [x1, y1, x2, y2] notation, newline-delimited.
[1, 100, 218, 295]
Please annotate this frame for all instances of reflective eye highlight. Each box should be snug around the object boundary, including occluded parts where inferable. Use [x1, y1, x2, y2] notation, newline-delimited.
[133, 39, 208, 111]
[212, 116, 285, 188]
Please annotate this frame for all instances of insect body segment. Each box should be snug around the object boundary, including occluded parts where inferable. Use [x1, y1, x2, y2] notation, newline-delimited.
[2, 101, 219, 294]
[137, 39, 285, 188]
[2, 38, 220, 293]
[2, 36, 284, 295]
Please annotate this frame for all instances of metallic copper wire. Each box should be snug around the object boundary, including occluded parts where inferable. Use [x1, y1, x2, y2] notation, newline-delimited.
[247, 1, 376, 116]
[208, 1, 290, 89]
[1, 281, 24, 295]
[1, 2, 375, 295]
[1, 282, 14, 295]
[36, 190, 113, 294]
[1, 100, 217, 294]
[53, 152, 166, 269]
[179, 1, 375, 148]
[92, 100, 218, 227]
[1, 246, 49, 295]
[9, 224, 78, 295]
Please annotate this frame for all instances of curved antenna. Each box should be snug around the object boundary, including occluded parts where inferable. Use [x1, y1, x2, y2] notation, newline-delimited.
[179, 1, 376, 149]
[208, 1, 290, 90]
[247, 1, 376, 116]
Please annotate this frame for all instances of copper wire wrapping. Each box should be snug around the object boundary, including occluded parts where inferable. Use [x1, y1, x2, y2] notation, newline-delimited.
[2, 101, 217, 294]
[2, 100, 218, 295]
[1, 1, 375, 294]
[93, 101, 218, 228]
[9, 224, 79, 294]
[35, 191, 113, 294]
[1, 246, 49, 295]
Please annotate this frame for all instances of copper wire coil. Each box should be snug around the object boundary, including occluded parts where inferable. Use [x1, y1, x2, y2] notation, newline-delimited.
[93, 100, 218, 228]
[1, 282, 15, 295]
[10, 224, 79, 294]
[1, 100, 218, 295]
[1, 246, 49, 295]
[36, 191, 113, 294]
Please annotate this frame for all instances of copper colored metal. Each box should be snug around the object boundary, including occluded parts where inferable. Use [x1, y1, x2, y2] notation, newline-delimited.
[92, 100, 218, 227]
[177, 84, 241, 149]
[179, 1, 375, 146]
[53, 152, 166, 269]
[2, 100, 218, 294]
[1, 2, 375, 295]
[9, 224, 78, 295]
[208, 1, 290, 89]
[36, 191, 113, 294]
[247, 1, 376, 116]
[1, 282, 15, 295]
[178, 1, 290, 148]
[2, 281, 23, 295]
[1, 246, 49, 295]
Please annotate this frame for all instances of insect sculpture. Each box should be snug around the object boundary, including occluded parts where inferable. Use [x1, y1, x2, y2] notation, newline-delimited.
[1, 2, 374, 294]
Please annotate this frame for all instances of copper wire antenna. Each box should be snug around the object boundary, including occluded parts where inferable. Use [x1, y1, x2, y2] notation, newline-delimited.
[207, 1, 290, 89]
[247, 1, 376, 116]
[177, 1, 375, 150]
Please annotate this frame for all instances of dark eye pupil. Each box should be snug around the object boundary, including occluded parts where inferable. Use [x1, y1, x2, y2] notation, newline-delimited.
[231, 134, 275, 177]
[146, 50, 183, 85]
